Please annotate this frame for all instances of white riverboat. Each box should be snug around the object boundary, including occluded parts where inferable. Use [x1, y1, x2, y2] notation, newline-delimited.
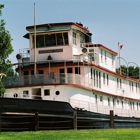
[2, 22, 140, 126]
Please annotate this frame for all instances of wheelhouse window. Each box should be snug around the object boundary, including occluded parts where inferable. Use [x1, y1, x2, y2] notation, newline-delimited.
[33, 32, 69, 48]
[73, 32, 76, 45]
[45, 34, 56, 46]
[36, 35, 45, 48]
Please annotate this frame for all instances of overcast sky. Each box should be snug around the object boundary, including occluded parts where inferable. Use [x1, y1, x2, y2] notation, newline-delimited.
[1, 0, 140, 67]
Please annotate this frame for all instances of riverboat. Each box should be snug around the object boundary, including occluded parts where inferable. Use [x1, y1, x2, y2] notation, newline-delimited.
[1, 22, 140, 128]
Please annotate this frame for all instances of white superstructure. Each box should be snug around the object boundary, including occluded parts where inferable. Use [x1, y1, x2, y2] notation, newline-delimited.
[4, 22, 140, 118]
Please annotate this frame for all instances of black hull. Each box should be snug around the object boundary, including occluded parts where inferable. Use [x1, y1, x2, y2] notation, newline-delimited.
[0, 97, 140, 131]
[0, 97, 73, 115]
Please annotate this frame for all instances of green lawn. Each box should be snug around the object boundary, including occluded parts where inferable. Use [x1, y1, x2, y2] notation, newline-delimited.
[0, 129, 140, 140]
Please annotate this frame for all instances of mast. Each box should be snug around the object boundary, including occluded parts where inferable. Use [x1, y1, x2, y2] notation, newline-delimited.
[34, 3, 37, 75]
[118, 42, 121, 75]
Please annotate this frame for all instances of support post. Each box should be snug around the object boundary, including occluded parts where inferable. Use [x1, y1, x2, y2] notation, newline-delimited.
[110, 110, 114, 128]
[73, 111, 77, 130]
[35, 112, 39, 131]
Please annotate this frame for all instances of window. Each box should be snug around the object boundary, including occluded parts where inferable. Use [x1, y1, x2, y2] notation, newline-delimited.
[80, 34, 84, 43]
[23, 91, 29, 97]
[100, 96, 102, 102]
[103, 73, 105, 84]
[108, 97, 110, 106]
[101, 50, 103, 62]
[93, 70, 95, 87]
[24, 71, 29, 85]
[44, 89, 50, 96]
[122, 101, 123, 108]
[132, 82, 133, 92]
[96, 71, 98, 87]
[91, 68, 92, 79]
[117, 78, 119, 88]
[107, 74, 109, 85]
[36, 35, 45, 48]
[13, 93, 18, 98]
[55, 90, 60, 95]
[117, 100, 119, 105]
[73, 32, 76, 45]
[75, 67, 80, 75]
[63, 33, 69, 45]
[105, 52, 107, 64]
[133, 102, 134, 110]
[95, 94, 97, 103]
[112, 54, 114, 67]
[129, 81, 131, 91]
[99, 72, 101, 88]
[33, 32, 69, 48]
[56, 33, 63, 45]
[67, 68, 73, 73]
[39, 70, 44, 74]
[45, 34, 56, 46]
[120, 79, 122, 89]
[136, 83, 138, 92]
[113, 98, 115, 107]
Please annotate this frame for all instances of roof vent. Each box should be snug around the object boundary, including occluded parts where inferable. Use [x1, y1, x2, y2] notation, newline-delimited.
[47, 24, 51, 29]
[76, 22, 83, 27]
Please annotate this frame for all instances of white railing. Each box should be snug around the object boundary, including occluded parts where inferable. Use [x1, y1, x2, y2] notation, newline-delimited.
[55, 97, 140, 118]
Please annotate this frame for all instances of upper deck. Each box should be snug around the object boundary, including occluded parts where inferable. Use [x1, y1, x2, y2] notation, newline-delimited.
[16, 22, 117, 72]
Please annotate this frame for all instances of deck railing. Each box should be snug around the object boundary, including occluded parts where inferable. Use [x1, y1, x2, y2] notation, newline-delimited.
[4, 73, 90, 88]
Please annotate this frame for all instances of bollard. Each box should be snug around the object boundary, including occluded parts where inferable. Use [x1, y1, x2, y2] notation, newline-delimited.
[110, 110, 114, 128]
[73, 111, 77, 130]
[35, 112, 39, 131]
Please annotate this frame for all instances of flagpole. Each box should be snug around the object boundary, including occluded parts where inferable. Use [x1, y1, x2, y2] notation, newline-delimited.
[118, 42, 121, 75]
[34, 3, 37, 75]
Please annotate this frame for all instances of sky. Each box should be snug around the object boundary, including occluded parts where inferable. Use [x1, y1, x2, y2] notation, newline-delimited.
[1, 0, 140, 67]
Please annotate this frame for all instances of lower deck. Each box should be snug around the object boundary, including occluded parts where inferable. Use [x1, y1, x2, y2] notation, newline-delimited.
[4, 84, 140, 118]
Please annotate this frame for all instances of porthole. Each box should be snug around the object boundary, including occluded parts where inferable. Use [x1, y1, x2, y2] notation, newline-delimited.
[55, 91, 60, 95]
[13, 93, 18, 98]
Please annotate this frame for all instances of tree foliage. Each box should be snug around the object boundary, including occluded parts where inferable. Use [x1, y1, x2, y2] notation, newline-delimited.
[116, 65, 139, 79]
[0, 4, 14, 96]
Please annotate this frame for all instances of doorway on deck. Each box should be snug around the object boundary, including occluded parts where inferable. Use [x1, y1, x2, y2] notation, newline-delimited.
[32, 88, 42, 99]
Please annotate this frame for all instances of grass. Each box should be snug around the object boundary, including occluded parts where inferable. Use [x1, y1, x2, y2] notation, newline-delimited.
[0, 128, 140, 140]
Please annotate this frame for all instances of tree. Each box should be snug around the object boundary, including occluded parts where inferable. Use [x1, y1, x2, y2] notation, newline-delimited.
[0, 4, 14, 96]
[116, 65, 139, 79]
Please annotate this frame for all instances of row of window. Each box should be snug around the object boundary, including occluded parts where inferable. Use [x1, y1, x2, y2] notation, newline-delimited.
[22, 89, 59, 97]
[91, 69, 140, 93]
[32, 32, 69, 48]
[101, 49, 115, 67]
[91, 69, 101, 88]
[96, 94, 140, 110]
[91, 69, 109, 88]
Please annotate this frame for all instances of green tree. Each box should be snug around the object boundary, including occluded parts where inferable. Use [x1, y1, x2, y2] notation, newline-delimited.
[116, 65, 139, 79]
[0, 4, 14, 96]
